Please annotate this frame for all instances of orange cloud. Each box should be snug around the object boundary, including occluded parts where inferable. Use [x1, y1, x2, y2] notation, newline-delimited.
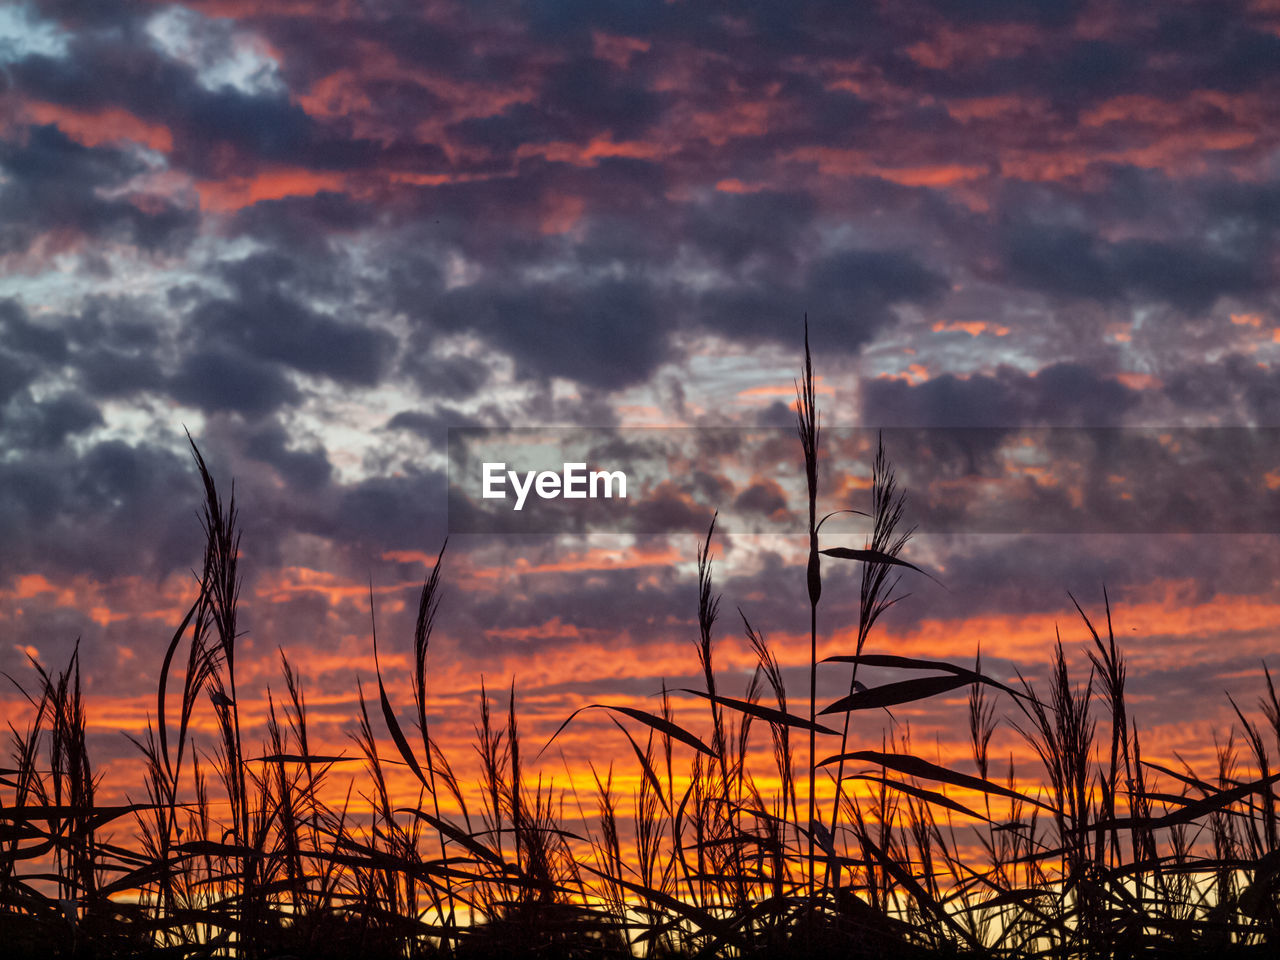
[738, 377, 836, 402]
[874, 164, 988, 187]
[931, 320, 1010, 337]
[518, 136, 666, 167]
[254, 565, 422, 606]
[194, 168, 348, 212]
[1, 572, 194, 627]
[25, 102, 174, 153]
[1113, 371, 1163, 390]
[715, 178, 770, 194]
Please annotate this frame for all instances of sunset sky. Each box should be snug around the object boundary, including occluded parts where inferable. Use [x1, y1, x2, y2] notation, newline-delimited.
[3, 0, 1280, 812]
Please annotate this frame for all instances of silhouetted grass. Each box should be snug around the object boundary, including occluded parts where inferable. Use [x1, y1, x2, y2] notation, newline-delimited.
[5, 339, 1280, 958]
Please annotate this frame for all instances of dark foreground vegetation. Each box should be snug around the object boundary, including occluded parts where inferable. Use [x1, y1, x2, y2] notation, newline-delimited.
[6, 337, 1280, 959]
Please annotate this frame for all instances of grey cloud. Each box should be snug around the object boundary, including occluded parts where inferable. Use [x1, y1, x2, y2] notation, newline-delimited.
[861, 363, 1141, 427]
[190, 253, 397, 386]
[169, 348, 301, 415]
[699, 248, 947, 350]
[0, 125, 195, 253]
[244, 422, 332, 492]
[0, 298, 69, 363]
[1002, 225, 1264, 310]
[0, 439, 200, 581]
[1, 391, 103, 451]
[431, 277, 671, 390]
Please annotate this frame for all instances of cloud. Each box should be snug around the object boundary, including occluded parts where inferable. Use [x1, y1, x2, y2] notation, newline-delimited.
[0, 390, 102, 451]
[0, 439, 200, 581]
[430, 276, 672, 389]
[699, 247, 947, 350]
[329, 469, 449, 554]
[1165, 355, 1280, 425]
[925, 0, 1087, 27]
[8, 29, 420, 180]
[0, 349, 36, 406]
[398, 354, 490, 403]
[78, 346, 168, 397]
[169, 348, 301, 415]
[861, 363, 1142, 427]
[385, 406, 483, 443]
[0, 297, 68, 362]
[189, 252, 397, 386]
[683, 189, 816, 269]
[232, 191, 377, 250]
[244, 421, 332, 491]
[733, 478, 791, 521]
[895, 6, 1280, 109]
[0, 124, 195, 252]
[1001, 224, 1263, 310]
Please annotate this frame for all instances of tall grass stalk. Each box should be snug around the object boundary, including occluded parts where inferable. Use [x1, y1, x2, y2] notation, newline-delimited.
[796, 317, 821, 903]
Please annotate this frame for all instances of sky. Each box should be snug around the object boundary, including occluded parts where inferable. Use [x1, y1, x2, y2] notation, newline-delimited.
[3, 0, 1280, 813]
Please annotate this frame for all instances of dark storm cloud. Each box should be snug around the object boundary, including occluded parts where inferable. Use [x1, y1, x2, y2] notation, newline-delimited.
[0, 302, 51, 406]
[627, 482, 717, 533]
[0, 351, 37, 406]
[925, 0, 1088, 27]
[60, 296, 163, 351]
[189, 252, 397, 386]
[521, 0, 884, 55]
[30, 0, 150, 27]
[0, 298, 68, 363]
[1146, 5, 1280, 94]
[434, 557, 695, 659]
[1001, 225, 1264, 311]
[733, 479, 790, 520]
[449, 103, 569, 154]
[451, 56, 664, 150]
[78, 347, 168, 397]
[0, 125, 195, 253]
[244, 421, 332, 491]
[684, 190, 817, 269]
[431, 276, 670, 389]
[0, 391, 103, 451]
[231, 192, 378, 251]
[862, 363, 1141, 427]
[520, 0, 673, 38]
[0, 439, 201, 580]
[543, 56, 664, 138]
[169, 348, 300, 415]
[1002, 42, 1136, 104]
[328, 469, 449, 553]
[699, 248, 947, 351]
[403, 155, 668, 248]
[1207, 180, 1280, 242]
